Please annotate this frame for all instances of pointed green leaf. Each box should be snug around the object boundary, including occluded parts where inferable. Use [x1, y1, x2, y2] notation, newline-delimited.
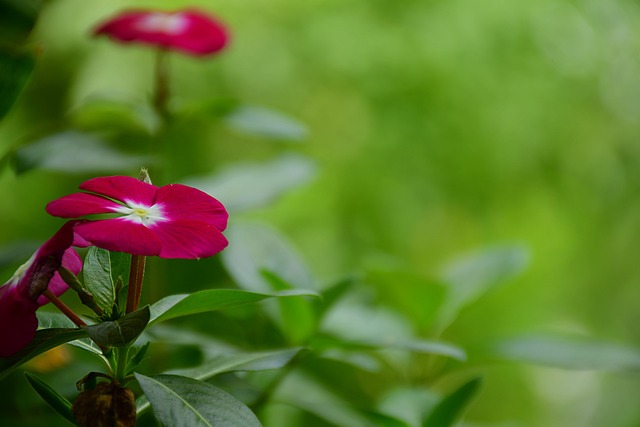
[0, 328, 87, 381]
[83, 247, 116, 316]
[422, 377, 482, 427]
[184, 155, 316, 213]
[224, 105, 307, 141]
[166, 348, 305, 381]
[12, 131, 153, 174]
[24, 372, 75, 424]
[135, 373, 262, 427]
[126, 342, 150, 375]
[313, 335, 466, 361]
[149, 289, 319, 327]
[84, 305, 150, 347]
[490, 335, 640, 370]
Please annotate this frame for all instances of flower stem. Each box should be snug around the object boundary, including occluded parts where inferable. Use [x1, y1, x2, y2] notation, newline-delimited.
[125, 255, 146, 314]
[153, 48, 170, 119]
[43, 289, 87, 328]
[114, 346, 129, 383]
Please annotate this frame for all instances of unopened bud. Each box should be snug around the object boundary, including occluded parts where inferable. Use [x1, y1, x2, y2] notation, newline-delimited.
[72, 382, 136, 427]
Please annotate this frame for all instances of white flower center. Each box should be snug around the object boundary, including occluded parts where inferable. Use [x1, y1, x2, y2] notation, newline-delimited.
[136, 12, 189, 35]
[113, 201, 167, 227]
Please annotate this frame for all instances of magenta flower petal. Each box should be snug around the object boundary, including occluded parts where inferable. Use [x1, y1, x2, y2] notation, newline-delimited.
[0, 286, 38, 357]
[155, 184, 228, 230]
[80, 176, 157, 206]
[47, 175, 228, 259]
[0, 222, 80, 357]
[150, 219, 228, 259]
[73, 219, 163, 256]
[94, 9, 229, 56]
[46, 193, 123, 218]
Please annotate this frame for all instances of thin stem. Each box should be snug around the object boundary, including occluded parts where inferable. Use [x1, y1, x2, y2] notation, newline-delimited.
[43, 289, 86, 328]
[153, 48, 170, 119]
[114, 346, 129, 383]
[125, 254, 146, 314]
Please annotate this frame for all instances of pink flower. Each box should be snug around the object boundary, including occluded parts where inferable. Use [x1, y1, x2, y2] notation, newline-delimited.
[46, 176, 228, 259]
[0, 222, 82, 357]
[94, 9, 229, 56]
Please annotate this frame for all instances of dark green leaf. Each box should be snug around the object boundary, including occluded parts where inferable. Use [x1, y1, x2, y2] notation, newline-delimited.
[0, 328, 87, 381]
[126, 342, 150, 375]
[0, 0, 42, 44]
[224, 105, 307, 141]
[221, 223, 314, 293]
[24, 372, 75, 424]
[184, 155, 316, 213]
[490, 335, 640, 370]
[84, 306, 150, 347]
[135, 373, 262, 427]
[149, 289, 319, 327]
[12, 131, 153, 174]
[0, 48, 35, 121]
[422, 377, 482, 427]
[109, 251, 131, 290]
[314, 277, 355, 319]
[83, 247, 116, 316]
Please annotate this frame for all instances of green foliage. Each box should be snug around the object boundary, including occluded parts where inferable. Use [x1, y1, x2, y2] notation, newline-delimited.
[0, 328, 87, 381]
[11, 131, 153, 174]
[422, 377, 483, 427]
[84, 306, 150, 347]
[24, 372, 75, 425]
[136, 373, 262, 427]
[224, 105, 307, 141]
[82, 247, 117, 317]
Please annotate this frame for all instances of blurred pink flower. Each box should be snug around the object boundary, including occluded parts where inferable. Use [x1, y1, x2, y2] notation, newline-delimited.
[0, 222, 82, 357]
[94, 9, 229, 56]
[46, 176, 228, 259]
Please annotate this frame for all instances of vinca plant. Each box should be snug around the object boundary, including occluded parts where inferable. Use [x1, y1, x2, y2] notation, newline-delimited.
[5, 2, 640, 427]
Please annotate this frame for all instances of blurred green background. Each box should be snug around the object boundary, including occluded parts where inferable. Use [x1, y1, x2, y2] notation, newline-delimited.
[2, 0, 640, 425]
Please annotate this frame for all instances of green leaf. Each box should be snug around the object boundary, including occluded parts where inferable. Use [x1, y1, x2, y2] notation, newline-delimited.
[0, 328, 87, 381]
[70, 98, 160, 134]
[221, 223, 314, 293]
[0, 48, 35, 121]
[109, 251, 131, 290]
[24, 372, 75, 424]
[11, 130, 153, 174]
[224, 105, 307, 141]
[438, 246, 529, 327]
[135, 373, 262, 427]
[422, 377, 482, 427]
[84, 306, 150, 347]
[262, 270, 317, 344]
[489, 335, 640, 370]
[183, 154, 316, 213]
[126, 342, 150, 375]
[83, 247, 117, 316]
[149, 289, 319, 327]
[0, 0, 42, 44]
[313, 335, 466, 361]
[166, 348, 304, 381]
[314, 277, 355, 319]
